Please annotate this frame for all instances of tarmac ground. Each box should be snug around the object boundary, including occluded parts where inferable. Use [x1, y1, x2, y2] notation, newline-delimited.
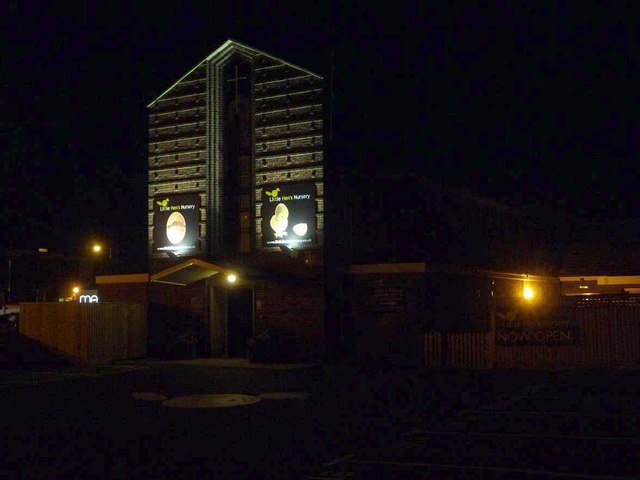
[1, 331, 639, 479]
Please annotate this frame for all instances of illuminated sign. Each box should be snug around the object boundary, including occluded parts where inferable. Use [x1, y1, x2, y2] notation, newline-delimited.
[79, 295, 99, 303]
[261, 183, 316, 247]
[153, 194, 200, 254]
[496, 327, 578, 346]
[79, 289, 99, 303]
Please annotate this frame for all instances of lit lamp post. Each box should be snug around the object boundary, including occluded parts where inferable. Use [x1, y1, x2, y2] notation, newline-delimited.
[92, 243, 111, 261]
[90, 242, 114, 277]
[523, 285, 535, 301]
[72, 286, 80, 300]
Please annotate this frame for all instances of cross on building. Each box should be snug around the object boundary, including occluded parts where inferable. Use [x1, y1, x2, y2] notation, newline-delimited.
[226, 65, 247, 114]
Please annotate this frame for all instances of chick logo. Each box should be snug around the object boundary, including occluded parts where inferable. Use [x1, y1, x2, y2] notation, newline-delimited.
[157, 198, 170, 208]
[270, 203, 289, 238]
[265, 188, 280, 198]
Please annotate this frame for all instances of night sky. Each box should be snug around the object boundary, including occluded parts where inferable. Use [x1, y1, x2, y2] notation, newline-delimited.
[2, 1, 640, 269]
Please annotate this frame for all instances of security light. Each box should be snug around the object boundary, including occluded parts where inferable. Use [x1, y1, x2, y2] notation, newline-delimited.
[523, 285, 535, 301]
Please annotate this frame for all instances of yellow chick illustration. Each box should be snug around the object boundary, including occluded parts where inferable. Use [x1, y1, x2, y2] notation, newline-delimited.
[270, 203, 289, 238]
[265, 188, 280, 198]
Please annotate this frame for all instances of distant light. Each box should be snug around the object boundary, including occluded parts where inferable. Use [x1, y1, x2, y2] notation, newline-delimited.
[523, 285, 535, 301]
[227, 274, 237, 284]
[72, 286, 80, 294]
[92, 244, 103, 253]
[38, 247, 48, 253]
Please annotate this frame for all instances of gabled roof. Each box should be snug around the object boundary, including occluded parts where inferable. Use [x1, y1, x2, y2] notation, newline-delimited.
[147, 39, 323, 108]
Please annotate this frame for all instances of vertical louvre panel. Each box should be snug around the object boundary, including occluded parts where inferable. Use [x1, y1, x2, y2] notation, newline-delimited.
[425, 295, 640, 369]
[19, 303, 147, 364]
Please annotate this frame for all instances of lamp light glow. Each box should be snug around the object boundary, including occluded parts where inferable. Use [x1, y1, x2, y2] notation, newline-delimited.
[92, 244, 103, 254]
[227, 274, 238, 284]
[523, 285, 535, 301]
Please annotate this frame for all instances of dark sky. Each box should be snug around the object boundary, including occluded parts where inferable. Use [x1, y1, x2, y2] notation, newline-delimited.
[2, 1, 640, 266]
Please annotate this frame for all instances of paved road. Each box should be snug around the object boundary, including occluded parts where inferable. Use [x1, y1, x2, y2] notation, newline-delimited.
[2, 332, 638, 479]
[0, 335, 523, 480]
[318, 370, 640, 479]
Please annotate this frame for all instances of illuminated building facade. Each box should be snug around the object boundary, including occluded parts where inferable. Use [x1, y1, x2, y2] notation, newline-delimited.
[145, 40, 325, 359]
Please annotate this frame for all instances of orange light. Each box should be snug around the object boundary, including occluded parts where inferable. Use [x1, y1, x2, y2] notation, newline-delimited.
[523, 285, 535, 301]
[92, 244, 103, 254]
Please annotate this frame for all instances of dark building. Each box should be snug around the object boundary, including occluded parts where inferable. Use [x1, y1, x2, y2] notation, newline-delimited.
[99, 40, 560, 365]
[327, 169, 557, 272]
[143, 40, 326, 360]
[324, 168, 561, 364]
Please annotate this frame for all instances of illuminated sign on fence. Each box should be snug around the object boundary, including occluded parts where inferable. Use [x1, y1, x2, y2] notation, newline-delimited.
[153, 194, 200, 254]
[79, 290, 100, 303]
[261, 183, 316, 247]
[79, 295, 99, 303]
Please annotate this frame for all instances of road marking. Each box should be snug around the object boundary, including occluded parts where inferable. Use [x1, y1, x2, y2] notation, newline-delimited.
[404, 429, 640, 442]
[506, 393, 640, 401]
[344, 459, 635, 479]
[476, 408, 640, 418]
[162, 393, 262, 409]
[258, 391, 311, 400]
[132, 392, 168, 401]
[324, 454, 355, 467]
[0, 366, 148, 389]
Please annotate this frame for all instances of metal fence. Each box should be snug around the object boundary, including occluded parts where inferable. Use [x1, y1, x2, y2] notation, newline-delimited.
[425, 295, 640, 368]
[19, 302, 147, 364]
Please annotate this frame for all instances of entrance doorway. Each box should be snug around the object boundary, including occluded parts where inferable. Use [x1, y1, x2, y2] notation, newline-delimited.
[227, 287, 254, 357]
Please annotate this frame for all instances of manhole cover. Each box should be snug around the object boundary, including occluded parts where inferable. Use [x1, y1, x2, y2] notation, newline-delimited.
[258, 392, 311, 400]
[132, 392, 168, 401]
[162, 394, 261, 409]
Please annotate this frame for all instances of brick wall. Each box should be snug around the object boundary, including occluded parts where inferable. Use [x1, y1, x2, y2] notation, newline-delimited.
[148, 63, 207, 258]
[99, 283, 148, 303]
[348, 272, 426, 366]
[254, 276, 325, 360]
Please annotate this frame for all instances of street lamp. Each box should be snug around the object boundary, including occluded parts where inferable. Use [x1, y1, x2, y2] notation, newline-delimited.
[92, 243, 111, 260]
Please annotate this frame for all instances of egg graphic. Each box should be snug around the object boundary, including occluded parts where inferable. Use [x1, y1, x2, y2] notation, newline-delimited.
[166, 212, 187, 244]
[292, 223, 307, 236]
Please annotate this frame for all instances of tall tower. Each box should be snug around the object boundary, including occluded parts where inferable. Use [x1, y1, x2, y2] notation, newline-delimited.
[147, 40, 325, 359]
[148, 40, 324, 265]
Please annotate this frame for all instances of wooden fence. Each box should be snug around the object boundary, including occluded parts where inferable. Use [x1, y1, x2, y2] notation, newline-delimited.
[425, 295, 640, 368]
[19, 302, 147, 364]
